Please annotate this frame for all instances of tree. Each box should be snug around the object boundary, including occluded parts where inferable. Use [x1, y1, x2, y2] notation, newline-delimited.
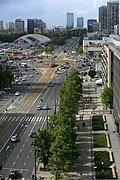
[92, 102, 97, 113]
[76, 46, 83, 55]
[101, 86, 113, 113]
[88, 69, 96, 78]
[44, 44, 53, 54]
[32, 129, 52, 169]
[0, 70, 14, 90]
[46, 69, 83, 179]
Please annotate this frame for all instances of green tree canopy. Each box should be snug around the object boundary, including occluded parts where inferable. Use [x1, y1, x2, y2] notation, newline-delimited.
[101, 86, 113, 110]
[88, 69, 96, 78]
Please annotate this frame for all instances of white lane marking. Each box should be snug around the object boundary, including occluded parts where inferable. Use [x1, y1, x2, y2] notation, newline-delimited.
[39, 116, 42, 122]
[27, 156, 29, 159]
[20, 149, 22, 153]
[28, 116, 32, 122]
[36, 117, 39, 122]
[25, 117, 29, 122]
[6, 146, 9, 151]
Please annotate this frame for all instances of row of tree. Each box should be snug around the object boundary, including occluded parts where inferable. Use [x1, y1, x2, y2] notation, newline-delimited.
[32, 70, 83, 179]
[0, 70, 14, 90]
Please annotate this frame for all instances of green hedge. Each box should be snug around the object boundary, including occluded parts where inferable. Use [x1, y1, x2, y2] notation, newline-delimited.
[92, 115, 104, 131]
[94, 151, 113, 179]
[93, 133, 107, 148]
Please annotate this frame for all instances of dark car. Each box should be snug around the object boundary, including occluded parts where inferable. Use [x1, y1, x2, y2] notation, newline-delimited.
[47, 82, 53, 87]
[26, 83, 30, 86]
[9, 170, 19, 179]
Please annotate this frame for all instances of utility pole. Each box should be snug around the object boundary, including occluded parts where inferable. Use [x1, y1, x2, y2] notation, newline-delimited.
[54, 86, 57, 114]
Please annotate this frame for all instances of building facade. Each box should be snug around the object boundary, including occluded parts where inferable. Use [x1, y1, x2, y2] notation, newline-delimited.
[27, 19, 46, 34]
[15, 19, 25, 33]
[102, 35, 120, 133]
[107, 1, 119, 35]
[27, 19, 34, 34]
[77, 17, 84, 28]
[87, 19, 98, 32]
[99, 6, 107, 33]
[0, 21, 3, 30]
[66, 12, 74, 29]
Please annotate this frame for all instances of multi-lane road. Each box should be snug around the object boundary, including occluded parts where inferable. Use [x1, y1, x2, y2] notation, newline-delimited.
[0, 65, 64, 179]
[0, 37, 82, 179]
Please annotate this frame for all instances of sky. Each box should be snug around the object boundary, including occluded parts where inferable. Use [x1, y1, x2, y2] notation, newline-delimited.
[0, 0, 109, 28]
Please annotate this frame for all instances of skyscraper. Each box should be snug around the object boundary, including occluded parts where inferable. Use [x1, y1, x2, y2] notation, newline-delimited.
[107, 1, 119, 35]
[87, 19, 98, 32]
[119, 0, 120, 35]
[27, 19, 46, 34]
[27, 19, 34, 34]
[77, 17, 84, 28]
[99, 6, 107, 33]
[15, 19, 24, 33]
[66, 12, 74, 29]
[0, 21, 3, 30]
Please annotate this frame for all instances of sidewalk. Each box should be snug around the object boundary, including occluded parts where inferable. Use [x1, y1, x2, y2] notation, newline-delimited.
[36, 77, 120, 180]
[105, 113, 120, 180]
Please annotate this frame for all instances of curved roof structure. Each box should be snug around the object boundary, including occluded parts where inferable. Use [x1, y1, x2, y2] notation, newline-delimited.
[14, 34, 51, 45]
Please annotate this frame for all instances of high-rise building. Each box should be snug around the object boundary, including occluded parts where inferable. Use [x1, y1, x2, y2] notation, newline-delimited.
[15, 19, 24, 33]
[87, 19, 98, 32]
[99, 6, 107, 33]
[27, 19, 46, 34]
[8, 22, 15, 30]
[119, 0, 120, 35]
[66, 12, 74, 29]
[27, 19, 34, 34]
[0, 21, 3, 30]
[107, 1, 119, 35]
[77, 17, 84, 28]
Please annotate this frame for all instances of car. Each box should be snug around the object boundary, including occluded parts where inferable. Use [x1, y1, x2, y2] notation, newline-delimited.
[26, 83, 30, 86]
[47, 82, 53, 87]
[11, 134, 17, 142]
[18, 82, 22, 85]
[22, 78, 26, 81]
[37, 105, 42, 110]
[9, 170, 19, 179]
[30, 74, 34, 77]
[43, 104, 49, 110]
[15, 91, 20, 96]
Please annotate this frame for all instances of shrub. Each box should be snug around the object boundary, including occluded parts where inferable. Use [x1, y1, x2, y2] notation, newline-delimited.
[92, 115, 104, 131]
[93, 133, 107, 148]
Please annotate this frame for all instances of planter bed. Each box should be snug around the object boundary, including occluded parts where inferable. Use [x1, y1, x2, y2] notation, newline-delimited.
[93, 133, 107, 148]
[92, 115, 104, 131]
[94, 151, 114, 179]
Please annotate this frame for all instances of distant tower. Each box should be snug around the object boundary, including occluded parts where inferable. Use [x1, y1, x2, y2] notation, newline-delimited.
[27, 19, 34, 34]
[15, 19, 24, 33]
[107, 1, 119, 35]
[87, 19, 98, 32]
[66, 12, 74, 29]
[99, 6, 107, 33]
[119, 0, 120, 35]
[77, 17, 84, 28]
[0, 21, 3, 30]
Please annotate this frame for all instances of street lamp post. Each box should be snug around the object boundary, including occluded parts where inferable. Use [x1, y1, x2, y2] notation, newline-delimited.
[30, 132, 37, 180]
[34, 145, 37, 180]
[54, 86, 57, 114]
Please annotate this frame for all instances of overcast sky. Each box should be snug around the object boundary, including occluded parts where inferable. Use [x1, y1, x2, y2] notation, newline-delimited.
[0, 0, 109, 28]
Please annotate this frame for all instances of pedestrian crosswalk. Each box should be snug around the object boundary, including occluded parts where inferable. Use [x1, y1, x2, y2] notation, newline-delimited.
[0, 115, 47, 124]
